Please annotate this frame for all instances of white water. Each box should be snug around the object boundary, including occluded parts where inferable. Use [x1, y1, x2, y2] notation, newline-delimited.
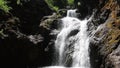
[42, 9, 92, 68]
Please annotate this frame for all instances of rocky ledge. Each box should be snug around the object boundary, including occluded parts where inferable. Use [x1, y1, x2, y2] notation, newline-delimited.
[90, 0, 120, 68]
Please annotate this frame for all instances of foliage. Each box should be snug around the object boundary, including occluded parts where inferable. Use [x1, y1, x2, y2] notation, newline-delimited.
[67, 0, 74, 6]
[0, 0, 11, 12]
[53, 6, 59, 11]
[45, 0, 75, 11]
[45, 0, 59, 11]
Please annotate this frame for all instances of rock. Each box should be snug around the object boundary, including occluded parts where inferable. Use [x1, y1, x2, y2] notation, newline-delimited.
[7, 0, 53, 34]
[39, 12, 63, 30]
[67, 29, 79, 38]
[0, 2, 54, 67]
[57, 9, 67, 17]
[74, 0, 99, 19]
[89, 0, 120, 68]
[106, 45, 120, 68]
[27, 34, 44, 44]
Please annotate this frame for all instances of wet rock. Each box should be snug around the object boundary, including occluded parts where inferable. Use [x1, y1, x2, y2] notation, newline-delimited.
[67, 29, 79, 38]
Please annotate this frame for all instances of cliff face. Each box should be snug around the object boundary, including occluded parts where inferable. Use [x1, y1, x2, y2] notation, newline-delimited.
[0, 0, 54, 67]
[7, 0, 53, 34]
[89, 0, 120, 68]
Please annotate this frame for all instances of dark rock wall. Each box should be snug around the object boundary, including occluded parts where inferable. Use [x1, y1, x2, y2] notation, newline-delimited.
[0, 0, 54, 67]
[7, 0, 53, 34]
[74, 0, 99, 19]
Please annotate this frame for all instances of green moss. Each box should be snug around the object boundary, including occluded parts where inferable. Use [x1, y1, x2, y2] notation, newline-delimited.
[0, 0, 11, 12]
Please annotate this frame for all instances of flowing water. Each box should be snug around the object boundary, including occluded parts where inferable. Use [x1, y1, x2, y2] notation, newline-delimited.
[42, 9, 92, 68]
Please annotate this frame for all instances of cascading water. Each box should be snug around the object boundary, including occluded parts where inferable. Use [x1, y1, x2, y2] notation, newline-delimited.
[42, 9, 92, 68]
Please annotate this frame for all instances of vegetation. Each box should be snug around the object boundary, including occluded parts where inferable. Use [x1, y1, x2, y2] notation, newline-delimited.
[0, 0, 11, 12]
[67, 0, 74, 6]
[45, 0, 75, 11]
[45, 0, 59, 11]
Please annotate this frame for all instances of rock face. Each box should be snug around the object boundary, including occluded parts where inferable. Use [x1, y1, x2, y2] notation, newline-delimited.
[0, 13, 53, 68]
[89, 0, 120, 68]
[7, 0, 53, 34]
[0, 0, 54, 67]
[74, 0, 99, 19]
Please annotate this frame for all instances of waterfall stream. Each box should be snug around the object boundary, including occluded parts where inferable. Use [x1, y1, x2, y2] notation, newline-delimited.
[42, 9, 92, 68]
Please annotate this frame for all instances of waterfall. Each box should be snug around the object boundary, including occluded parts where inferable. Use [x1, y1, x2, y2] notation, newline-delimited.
[67, 9, 77, 17]
[42, 9, 92, 68]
